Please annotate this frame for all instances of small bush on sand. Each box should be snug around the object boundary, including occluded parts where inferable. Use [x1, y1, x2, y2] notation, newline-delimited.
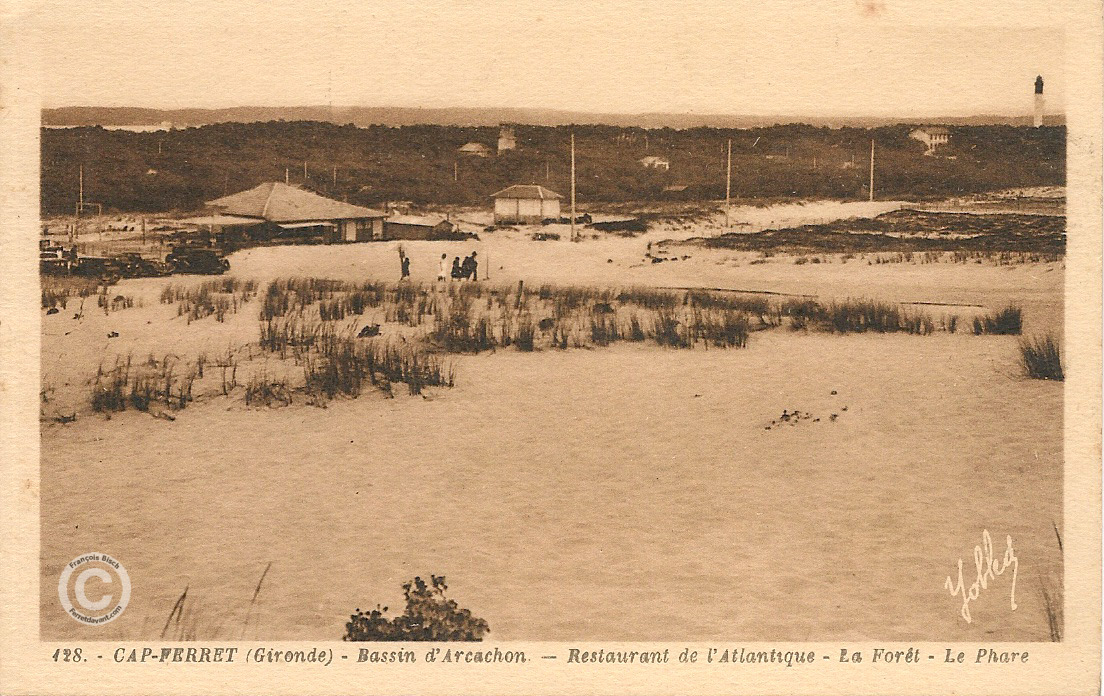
[344, 575, 489, 641]
[432, 299, 496, 353]
[307, 339, 452, 399]
[973, 305, 1023, 335]
[514, 317, 536, 351]
[245, 370, 293, 407]
[653, 310, 689, 348]
[694, 309, 749, 347]
[1020, 334, 1064, 381]
[90, 355, 197, 414]
[625, 314, 647, 342]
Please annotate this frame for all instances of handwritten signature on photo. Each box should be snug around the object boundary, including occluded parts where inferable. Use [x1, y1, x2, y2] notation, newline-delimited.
[945, 529, 1018, 624]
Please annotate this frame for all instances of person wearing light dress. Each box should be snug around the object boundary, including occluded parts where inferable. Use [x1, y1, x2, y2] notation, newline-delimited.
[437, 253, 448, 281]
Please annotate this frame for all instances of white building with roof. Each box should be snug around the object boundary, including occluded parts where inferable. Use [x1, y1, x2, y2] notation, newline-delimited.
[639, 156, 670, 170]
[458, 142, 492, 157]
[909, 127, 951, 154]
[490, 185, 563, 224]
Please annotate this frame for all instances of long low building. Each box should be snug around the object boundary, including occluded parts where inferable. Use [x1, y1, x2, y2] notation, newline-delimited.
[205, 182, 387, 243]
[383, 215, 459, 240]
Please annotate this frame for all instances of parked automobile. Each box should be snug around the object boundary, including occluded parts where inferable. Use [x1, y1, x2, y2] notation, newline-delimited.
[166, 246, 230, 274]
[117, 253, 173, 278]
[72, 256, 127, 283]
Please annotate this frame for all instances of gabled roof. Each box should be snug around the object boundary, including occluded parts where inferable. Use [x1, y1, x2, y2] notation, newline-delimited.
[490, 184, 563, 200]
[458, 142, 491, 152]
[206, 182, 386, 222]
[912, 126, 950, 135]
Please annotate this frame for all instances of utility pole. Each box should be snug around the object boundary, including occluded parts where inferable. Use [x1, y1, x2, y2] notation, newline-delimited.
[725, 139, 732, 229]
[868, 139, 875, 202]
[303, 161, 308, 181]
[570, 132, 577, 242]
[333, 166, 337, 187]
[73, 165, 83, 244]
[453, 161, 458, 182]
[285, 167, 289, 184]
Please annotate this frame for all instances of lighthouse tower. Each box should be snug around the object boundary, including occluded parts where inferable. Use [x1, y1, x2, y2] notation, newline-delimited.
[1033, 75, 1045, 127]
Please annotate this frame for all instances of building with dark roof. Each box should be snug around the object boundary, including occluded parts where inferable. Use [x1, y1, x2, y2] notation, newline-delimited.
[490, 184, 563, 224]
[383, 214, 459, 240]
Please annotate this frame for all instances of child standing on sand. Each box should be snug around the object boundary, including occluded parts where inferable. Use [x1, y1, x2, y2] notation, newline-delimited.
[437, 253, 448, 282]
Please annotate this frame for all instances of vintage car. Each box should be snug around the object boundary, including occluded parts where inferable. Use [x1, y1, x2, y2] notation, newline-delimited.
[116, 253, 173, 278]
[165, 246, 230, 275]
[72, 256, 128, 283]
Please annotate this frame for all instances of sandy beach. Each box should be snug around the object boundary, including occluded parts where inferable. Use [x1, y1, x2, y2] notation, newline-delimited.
[39, 200, 1064, 642]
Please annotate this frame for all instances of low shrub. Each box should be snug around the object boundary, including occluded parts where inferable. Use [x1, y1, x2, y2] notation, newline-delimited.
[973, 305, 1023, 335]
[1020, 334, 1064, 381]
[344, 575, 489, 642]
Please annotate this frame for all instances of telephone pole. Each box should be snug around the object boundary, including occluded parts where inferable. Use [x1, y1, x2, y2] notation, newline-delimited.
[725, 139, 732, 229]
[570, 132, 577, 242]
[868, 139, 875, 202]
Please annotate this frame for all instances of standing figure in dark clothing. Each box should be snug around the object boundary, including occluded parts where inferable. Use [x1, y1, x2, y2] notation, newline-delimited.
[451, 256, 462, 280]
[461, 251, 478, 281]
[400, 253, 411, 281]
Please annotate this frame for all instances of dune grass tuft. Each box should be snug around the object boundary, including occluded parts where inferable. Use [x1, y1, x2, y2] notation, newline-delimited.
[973, 305, 1023, 335]
[1020, 334, 1064, 381]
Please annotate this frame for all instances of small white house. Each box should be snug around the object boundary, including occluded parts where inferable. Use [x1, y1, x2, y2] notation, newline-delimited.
[458, 142, 492, 157]
[909, 127, 950, 154]
[639, 156, 670, 171]
[491, 185, 563, 224]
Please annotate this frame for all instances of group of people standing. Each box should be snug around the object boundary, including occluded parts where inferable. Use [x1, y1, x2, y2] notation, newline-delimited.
[398, 246, 478, 282]
[441, 252, 478, 282]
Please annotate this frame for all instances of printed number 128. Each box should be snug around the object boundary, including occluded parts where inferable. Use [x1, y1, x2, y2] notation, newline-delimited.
[52, 648, 83, 662]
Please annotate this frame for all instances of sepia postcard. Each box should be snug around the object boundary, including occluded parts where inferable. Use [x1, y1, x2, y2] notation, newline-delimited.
[0, 0, 1100, 694]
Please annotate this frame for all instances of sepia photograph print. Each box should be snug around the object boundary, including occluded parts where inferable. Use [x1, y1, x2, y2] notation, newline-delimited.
[1, 0, 1101, 694]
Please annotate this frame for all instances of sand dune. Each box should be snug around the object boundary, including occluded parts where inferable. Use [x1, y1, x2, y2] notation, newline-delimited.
[40, 202, 1064, 642]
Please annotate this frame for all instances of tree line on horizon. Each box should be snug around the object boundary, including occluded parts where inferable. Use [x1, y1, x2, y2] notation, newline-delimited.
[40, 121, 1065, 216]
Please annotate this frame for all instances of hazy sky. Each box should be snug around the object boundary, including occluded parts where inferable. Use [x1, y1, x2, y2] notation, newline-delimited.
[29, 0, 1065, 117]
